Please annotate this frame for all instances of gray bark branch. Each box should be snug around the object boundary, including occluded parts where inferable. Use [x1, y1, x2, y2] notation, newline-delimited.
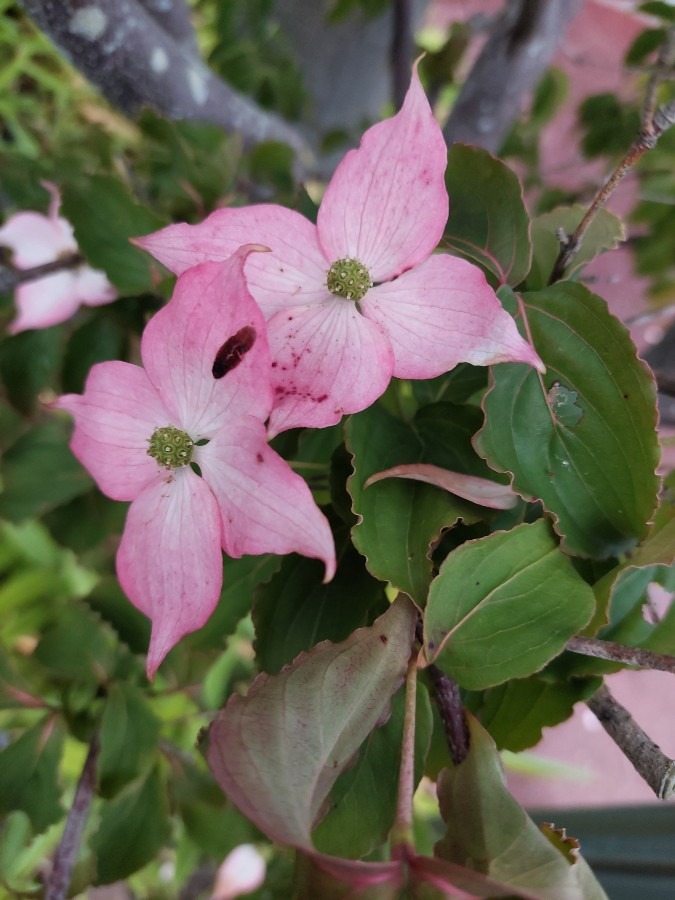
[443, 0, 582, 153]
[18, 0, 310, 161]
[587, 684, 675, 801]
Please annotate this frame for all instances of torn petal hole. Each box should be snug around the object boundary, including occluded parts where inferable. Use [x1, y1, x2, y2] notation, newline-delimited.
[212, 325, 257, 379]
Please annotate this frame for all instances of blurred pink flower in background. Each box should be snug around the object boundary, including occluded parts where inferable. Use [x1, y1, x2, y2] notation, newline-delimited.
[211, 844, 266, 899]
[0, 181, 116, 333]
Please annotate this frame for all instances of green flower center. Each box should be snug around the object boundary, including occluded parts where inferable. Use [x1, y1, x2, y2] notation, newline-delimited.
[326, 257, 372, 301]
[147, 426, 194, 470]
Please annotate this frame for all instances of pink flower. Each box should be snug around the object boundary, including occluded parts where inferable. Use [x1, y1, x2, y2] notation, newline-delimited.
[212, 844, 266, 899]
[53, 247, 336, 677]
[135, 68, 543, 436]
[0, 182, 117, 334]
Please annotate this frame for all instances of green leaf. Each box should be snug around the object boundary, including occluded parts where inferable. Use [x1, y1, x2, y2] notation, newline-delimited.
[444, 144, 531, 286]
[0, 719, 64, 833]
[98, 683, 161, 798]
[34, 604, 118, 682]
[61, 175, 167, 295]
[346, 404, 479, 603]
[466, 675, 600, 752]
[91, 766, 170, 884]
[312, 682, 432, 858]
[528, 205, 625, 289]
[626, 27, 666, 65]
[254, 546, 387, 674]
[475, 283, 660, 559]
[0, 328, 64, 414]
[188, 554, 280, 652]
[640, 2, 675, 21]
[61, 313, 128, 394]
[205, 597, 417, 850]
[411, 364, 487, 407]
[424, 521, 595, 689]
[0, 419, 92, 521]
[435, 714, 607, 899]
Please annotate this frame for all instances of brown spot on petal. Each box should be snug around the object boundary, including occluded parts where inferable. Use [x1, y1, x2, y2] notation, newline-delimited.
[212, 326, 257, 379]
[256, 453, 264, 463]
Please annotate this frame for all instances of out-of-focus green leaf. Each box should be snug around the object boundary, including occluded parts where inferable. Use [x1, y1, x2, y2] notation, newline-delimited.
[0, 327, 64, 414]
[475, 284, 660, 559]
[98, 683, 160, 798]
[0, 419, 92, 521]
[0, 719, 64, 833]
[444, 144, 531, 287]
[34, 604, 118, 682]
[91, 766, 170, 884]
[424, 521, 595, 689]
[61, 175, 166, 295]
[61, 313, 128, 394]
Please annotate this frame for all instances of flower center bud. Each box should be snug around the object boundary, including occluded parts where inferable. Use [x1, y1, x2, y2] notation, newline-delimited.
[326, 257, 372, 301]
[147, 426, 194, 470]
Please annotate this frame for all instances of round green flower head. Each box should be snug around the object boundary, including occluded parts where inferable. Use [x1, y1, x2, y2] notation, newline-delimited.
[326, 258, 372, 301]
[147, 426, 194, 469]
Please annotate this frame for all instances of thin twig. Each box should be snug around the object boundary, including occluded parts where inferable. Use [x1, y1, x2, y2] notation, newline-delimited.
[45, 734, 100, 900]
[567, 636, 675, 674]
[550, 26, 675, 283]
[587, 684, 675, 800]
[0, 253, 83, 294]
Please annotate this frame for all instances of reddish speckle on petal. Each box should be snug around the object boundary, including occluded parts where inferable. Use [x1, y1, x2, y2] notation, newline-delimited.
[256, 453, 264, 463]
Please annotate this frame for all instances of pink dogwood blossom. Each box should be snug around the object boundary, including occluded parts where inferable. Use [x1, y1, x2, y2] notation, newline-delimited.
[0, 182, 116, 334]
[54, 247, 336, 677]
[136, 68, 543, 436]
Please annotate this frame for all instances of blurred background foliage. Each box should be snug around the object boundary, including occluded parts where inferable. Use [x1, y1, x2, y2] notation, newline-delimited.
[1, 0, 675, 896]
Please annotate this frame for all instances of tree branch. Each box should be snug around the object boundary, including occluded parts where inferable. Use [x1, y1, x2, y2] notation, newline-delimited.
[0, 253, 83, 295]
[587, 684, 675, 800]
[443, 0, 582, 153]
[550, 25, 675, 283]
[45, 734, 100, 900]
[567, 636, 675, 674]
[391, 0, 413, 111]
[18, 0, 310, 161]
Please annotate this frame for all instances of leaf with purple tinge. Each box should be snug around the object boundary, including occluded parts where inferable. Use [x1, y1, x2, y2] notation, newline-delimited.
[435, 714, 607, 899]
[365, 464, 518, 510]
[204, 596, 417, 850]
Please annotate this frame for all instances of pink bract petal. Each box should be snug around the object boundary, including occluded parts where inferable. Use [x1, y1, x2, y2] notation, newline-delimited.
[53, 360, 174, 501]
[141, 253, 272, 437]
[135, 205, 329, 317]
[75, 266, 118, 307]
[116, 469, 223, 678]
[265, 298, 394, 435]
[0, 211, 75, 268]
[9, 273, 82, 334]
[196, 416, 336, 581]
[317, 66, 448, 283]
[361, 254, 545, 377]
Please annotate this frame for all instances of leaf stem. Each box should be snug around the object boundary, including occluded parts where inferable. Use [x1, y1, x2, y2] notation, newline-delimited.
[549, 25, 675, 284]
[45, 733, 100, 900]
[567, 636, 675, 674]
[390, 649, 418, 856]
[587, 683, 675, 799]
